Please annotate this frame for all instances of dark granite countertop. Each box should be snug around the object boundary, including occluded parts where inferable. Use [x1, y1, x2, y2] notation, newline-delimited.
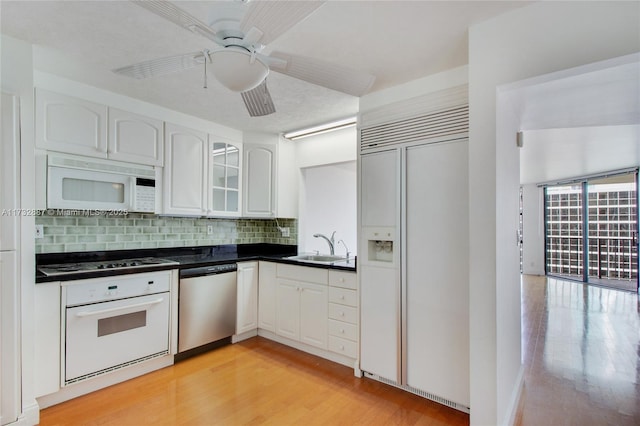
[35, 243, 356, 283]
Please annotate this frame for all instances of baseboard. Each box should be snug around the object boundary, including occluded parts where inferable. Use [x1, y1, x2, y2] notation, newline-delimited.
[257, 329, 356, 370]
[9, 400, 39, 426]
[232, 329, 258, 343]
[504, 365, 525, 426]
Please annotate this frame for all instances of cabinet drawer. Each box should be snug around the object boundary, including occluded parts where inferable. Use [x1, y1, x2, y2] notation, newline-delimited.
[328, 303, 357, 324]
[328, 335, 357, 358]
[329, 270, 356, 289]
[329, 287, 357, 307]
[328, 319, 357, 341]
[277, 264, 328, 285]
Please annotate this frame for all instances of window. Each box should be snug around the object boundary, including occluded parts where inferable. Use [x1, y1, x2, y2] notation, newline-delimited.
[544, 171, 638, 291]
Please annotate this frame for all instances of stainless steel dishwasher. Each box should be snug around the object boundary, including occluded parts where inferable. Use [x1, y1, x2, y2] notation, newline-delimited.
[178, 263, 237, 354]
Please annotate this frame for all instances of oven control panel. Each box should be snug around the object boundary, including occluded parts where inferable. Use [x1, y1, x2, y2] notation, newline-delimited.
[64, 270, 171, 307]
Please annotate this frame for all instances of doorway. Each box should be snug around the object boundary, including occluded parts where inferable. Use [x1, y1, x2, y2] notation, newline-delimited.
[544, 171, 639, 291]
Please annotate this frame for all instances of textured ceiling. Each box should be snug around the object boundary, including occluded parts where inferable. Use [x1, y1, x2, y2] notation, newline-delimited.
[1, 1, 528, 134]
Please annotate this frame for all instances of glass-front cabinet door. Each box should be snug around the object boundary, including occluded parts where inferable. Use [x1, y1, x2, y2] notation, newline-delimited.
[209, 140, 242, 216]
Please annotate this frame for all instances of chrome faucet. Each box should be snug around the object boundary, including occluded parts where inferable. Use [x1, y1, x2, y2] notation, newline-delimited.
[313, 231, 336, 255]
[338, 239, 350, 262]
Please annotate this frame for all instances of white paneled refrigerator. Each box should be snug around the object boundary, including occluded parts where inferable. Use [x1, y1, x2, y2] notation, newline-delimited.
[1, 92, 21, 425]
[359, 138, 470, 412]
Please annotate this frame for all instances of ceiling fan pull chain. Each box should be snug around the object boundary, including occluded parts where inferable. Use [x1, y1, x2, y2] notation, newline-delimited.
[203, 49, 210, 89]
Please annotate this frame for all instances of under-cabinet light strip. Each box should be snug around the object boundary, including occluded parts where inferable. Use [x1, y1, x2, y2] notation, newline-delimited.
[283, 116, 357, 140]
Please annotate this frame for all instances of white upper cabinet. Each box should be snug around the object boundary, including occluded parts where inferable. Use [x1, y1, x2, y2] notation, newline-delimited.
[108, 108, 163, 166]
[163, 124, 243, 217]
[163, 123, 208, 216]
[243, 144, 275, 217]
[36, 88, 108, 158]
[208, 139, 242, 217]
[36, 89, 164, 166]
[241, 135, 297, 219]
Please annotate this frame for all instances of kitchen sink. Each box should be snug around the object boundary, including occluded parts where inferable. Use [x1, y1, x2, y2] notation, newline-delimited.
[286, 254, 348, 263]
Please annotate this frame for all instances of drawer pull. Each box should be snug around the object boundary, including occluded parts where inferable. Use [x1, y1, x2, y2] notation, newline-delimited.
[340, 345, 345, 350]
[340, 295, 345, 300]
[340, 329, 345, 334]
[340, 311, 345, 317]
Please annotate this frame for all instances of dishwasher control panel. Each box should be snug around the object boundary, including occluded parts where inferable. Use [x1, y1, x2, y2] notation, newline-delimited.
[179, 263, 237, 279]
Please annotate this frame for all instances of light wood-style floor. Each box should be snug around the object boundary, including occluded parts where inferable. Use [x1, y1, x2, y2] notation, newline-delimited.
[514, 275, 639, 426]
[39, 337, 469, 425]
[39, 275, 640, 425]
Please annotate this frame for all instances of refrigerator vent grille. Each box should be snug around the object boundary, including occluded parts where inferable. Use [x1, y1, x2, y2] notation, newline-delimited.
[363, 371, 470, 414]
[359, 105, 468, 153]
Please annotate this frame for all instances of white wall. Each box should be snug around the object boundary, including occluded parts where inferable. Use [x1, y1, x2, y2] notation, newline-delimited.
[520, 125, 640, 185]
[299, 161, 357, 256]
[521, 184, 545, 276]
[0, 34, 39, 424]
[294, 126, 357, 253]
[468, 2, 640, 425]
[295, 126, 356, 169]
[360, 65, 468, 112]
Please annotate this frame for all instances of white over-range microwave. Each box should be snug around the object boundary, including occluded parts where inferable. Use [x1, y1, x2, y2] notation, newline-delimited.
[47, 153, 157, 213]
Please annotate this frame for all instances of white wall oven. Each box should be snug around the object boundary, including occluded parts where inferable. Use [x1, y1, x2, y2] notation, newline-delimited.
[62, 271, 171, 385]
[47, 153, 156, 213]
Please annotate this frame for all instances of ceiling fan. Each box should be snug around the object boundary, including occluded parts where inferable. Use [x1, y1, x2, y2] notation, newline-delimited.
[113, 0, 376, 117]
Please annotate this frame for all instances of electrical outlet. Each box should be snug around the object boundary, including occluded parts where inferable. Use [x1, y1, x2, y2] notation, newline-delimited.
[280, 227, 290, 237]
[207, 225, 214, 235]
[35, 224, 44, 239]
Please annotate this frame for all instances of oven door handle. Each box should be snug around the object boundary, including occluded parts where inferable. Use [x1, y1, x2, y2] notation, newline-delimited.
[75, 298, 164, 318]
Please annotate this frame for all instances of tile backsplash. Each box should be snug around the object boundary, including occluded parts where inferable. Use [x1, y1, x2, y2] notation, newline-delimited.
[35, 213, 297, 253]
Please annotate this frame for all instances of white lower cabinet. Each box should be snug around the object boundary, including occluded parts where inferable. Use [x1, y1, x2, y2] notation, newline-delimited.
[275, 279, 301, 340]
[236, 262, 258, 335]
[34, 282, 61, 398]
[276, 279, 327, 349]
[258, 262, 357, 368]
[327, 270, 358, 359]
[298, 282, 328, 348]
[257, 261, 277, 332]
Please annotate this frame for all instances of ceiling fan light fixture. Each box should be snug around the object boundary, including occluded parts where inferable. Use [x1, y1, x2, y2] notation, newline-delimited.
[209, 47, 269, 92]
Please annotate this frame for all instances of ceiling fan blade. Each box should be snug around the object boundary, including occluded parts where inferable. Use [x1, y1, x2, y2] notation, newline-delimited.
[267, 51, 375, 97]
[132, 0, 221, 44]
[240, 1, 325, 45]
[113, 52, 204, 79]
[241, 80, 276, 117]
[242, 27, 264, 45]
